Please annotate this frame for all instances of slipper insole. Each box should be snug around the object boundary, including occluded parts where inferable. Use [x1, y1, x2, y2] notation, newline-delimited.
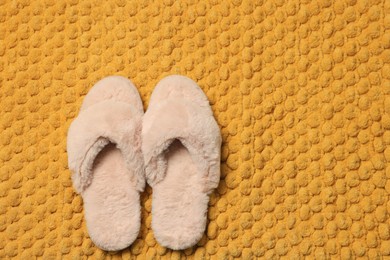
[152, 140, 209, 249]
[82, 143, 140, 250]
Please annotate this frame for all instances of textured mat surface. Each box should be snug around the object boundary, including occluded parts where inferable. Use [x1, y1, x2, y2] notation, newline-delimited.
[1, 0, 390, 259]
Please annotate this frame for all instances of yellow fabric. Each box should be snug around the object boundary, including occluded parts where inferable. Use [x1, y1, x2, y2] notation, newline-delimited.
[1, 0, 390, 258]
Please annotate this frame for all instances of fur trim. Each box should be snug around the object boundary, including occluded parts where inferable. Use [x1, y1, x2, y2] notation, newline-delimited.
[67, 100, 145, 193]
[142, 84, 222, 193]
[142, 75, 222, 250]
[71, 137, 110, 193]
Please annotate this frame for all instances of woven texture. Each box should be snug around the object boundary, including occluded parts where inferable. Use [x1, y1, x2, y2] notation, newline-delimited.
[1, 0, 390, 259]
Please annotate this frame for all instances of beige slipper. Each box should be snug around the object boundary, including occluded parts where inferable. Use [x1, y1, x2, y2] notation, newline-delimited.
[142, 75, 222, 250]
[67, 76, 145, 251]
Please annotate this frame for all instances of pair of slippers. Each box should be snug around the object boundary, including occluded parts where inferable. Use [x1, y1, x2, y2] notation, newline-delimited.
[67, 75, 222, 251]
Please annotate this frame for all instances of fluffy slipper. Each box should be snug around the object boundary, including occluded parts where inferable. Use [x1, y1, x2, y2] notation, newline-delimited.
[142, 75, 222, 250]
[67, 76, 145, 251]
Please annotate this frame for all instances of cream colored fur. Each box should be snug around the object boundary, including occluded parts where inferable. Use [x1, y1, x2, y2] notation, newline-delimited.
[67, 76, 145, 251]
[142, 75, 222, 250]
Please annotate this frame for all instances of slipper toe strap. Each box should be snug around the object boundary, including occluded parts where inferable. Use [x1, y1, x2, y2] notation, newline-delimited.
[67, 100, 144, 193]
[142, 100, 221, 193]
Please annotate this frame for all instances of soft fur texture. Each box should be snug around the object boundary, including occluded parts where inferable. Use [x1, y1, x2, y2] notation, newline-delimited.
[67, 76, 145, 251]
[142, 75, 222, 250]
